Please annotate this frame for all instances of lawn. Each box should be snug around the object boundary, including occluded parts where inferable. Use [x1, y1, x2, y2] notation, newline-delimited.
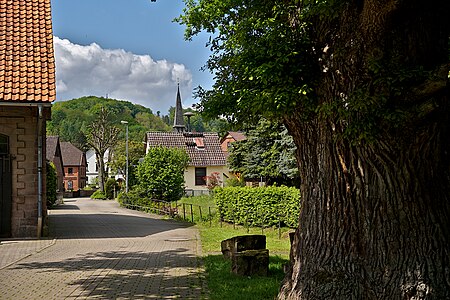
[181, 195, 293, 300]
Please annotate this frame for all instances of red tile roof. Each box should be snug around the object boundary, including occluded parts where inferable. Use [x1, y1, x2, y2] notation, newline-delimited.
[145, 132, 227, 167]
[0, 0, 56, 103]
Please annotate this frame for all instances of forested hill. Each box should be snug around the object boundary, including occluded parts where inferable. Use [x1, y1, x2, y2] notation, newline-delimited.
[47, 96, 172, 149]
[47, 96, 230, 151]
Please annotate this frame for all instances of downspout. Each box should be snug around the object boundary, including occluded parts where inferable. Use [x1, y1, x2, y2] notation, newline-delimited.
[37, 105, 43, 238]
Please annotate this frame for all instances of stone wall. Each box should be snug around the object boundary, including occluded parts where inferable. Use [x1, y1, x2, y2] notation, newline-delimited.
[0, 105, 50, 237]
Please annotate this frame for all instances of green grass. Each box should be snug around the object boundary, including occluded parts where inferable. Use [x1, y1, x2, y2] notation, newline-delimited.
[203, 255, 287, 300]
[198, 221, 292, 255]
[196, 221, 291, 300]
[178, 194, 215, 208]
[177, 195, 293, 299]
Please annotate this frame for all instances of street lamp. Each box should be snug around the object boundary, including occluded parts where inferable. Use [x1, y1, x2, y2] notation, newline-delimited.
[120, 120, 129, 193]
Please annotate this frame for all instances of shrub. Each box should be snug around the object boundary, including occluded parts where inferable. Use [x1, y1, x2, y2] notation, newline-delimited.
[225, 176, 245, 187]
[46, 162, 57, 207]
[105, 178, 119, 199]
[214, 186, 300, 228]
[204, 172, 222, 190]
[91, 190, 107, 200]
[117, 187, 151, 207]
[136, 146, 189, 201]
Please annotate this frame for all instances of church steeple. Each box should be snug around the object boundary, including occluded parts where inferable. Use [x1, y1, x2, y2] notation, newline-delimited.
[173, 83, 185, 133]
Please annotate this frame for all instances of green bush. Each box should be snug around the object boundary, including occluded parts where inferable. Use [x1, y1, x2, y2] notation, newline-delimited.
[91, 190, 107, 200]
[105, 178, 119, 199]
[46, 162, 57, 207]
[136, 146, 189, 201]
[214, 186, 300, 228]
[117, 188, 151, 207]
[224, 176, 245, 187]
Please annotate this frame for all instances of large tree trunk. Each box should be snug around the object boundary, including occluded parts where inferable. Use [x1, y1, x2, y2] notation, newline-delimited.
[96, 152, 106, 193]
[279, 1, 450, 299]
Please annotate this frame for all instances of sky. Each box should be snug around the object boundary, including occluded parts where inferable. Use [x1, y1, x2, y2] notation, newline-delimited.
[51, 0, 213, 115]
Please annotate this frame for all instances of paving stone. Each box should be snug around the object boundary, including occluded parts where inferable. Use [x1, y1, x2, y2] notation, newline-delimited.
[0, 198, 207, 299]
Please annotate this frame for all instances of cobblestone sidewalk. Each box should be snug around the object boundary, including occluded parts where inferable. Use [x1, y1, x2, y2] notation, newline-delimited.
[0, 198, 206, 299]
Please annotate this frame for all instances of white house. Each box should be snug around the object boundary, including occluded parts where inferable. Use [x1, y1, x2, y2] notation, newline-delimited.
[145, 131, 230, 195]
[85, 148, 110, 185]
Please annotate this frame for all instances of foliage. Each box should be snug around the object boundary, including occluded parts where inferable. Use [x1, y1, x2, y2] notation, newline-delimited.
[91, 190, 107, 200]
[204, 172, 222, 190]
[214, 186, 300, 228]
[228, 119, 299, 186]
[46, 162, 57, 207]
[47, 96, 171, 148]
[136, 146, 190, 201]
[109, 140, 145, 188]
[181, 1, 450, 297]
[225, 176, 245, 187]
[105, 178, 119, 199]
[117, 188, 150, 207]
[177, 1, 315, 124]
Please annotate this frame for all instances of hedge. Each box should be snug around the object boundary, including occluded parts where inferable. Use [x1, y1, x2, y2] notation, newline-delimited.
[117, 189, 151, 207]
[46, 162, 57, 207]
[214, 186, 300, 228]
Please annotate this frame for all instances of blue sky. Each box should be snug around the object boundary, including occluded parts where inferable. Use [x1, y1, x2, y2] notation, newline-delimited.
[51, 0, 213, 114]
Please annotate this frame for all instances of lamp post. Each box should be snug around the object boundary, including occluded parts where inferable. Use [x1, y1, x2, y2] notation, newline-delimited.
[120, 120, 129, 193]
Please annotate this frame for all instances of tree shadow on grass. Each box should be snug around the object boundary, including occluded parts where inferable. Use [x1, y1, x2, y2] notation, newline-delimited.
[204, 254, 289, 300]
[12, 248, 207, 299]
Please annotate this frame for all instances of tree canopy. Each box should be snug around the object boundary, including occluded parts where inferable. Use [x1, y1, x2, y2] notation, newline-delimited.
[177, 1, 315, 124]
[47, 96, 171, 148]
[180, 1, 450, 299]
[228, 119, 299, 186]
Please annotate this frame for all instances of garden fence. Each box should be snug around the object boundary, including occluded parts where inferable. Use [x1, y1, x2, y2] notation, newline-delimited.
[120, 196, 297, 238]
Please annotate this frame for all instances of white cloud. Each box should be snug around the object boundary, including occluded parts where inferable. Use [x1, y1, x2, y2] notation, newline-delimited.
[53, 36, 193, 114]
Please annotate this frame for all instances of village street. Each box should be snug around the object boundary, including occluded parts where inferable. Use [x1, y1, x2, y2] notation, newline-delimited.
[0, 198, 206, 299]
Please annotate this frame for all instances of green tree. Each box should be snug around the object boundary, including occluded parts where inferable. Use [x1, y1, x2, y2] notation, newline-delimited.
[180, 1, 450, 299]
[228, 119, 299, 186]
[110, 140, 145, 188]
[136, 146, 189, 201]
[47, 96, 171, 147]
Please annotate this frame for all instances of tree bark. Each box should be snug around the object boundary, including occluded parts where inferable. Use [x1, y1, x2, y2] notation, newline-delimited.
[96, 152, 106, 193]
[279, 1, 450, 299]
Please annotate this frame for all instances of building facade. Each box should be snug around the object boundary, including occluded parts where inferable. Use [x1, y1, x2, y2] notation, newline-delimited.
[60, 142, 87, 192]
[0, 0, 56, 237]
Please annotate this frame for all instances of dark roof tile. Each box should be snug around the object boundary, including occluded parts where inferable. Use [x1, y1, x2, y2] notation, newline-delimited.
[60, 142, 84, 166]
[145, 132, 227, 167]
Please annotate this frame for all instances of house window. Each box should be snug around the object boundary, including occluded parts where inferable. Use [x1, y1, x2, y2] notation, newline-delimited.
[68, 167, 73, 175]
[0, 134, 8, 155]
[195, 167, 207, 186]
[68, 181, 73, 190]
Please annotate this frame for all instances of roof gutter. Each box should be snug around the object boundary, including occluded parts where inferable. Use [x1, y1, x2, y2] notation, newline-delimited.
[0, 102, 52, 108]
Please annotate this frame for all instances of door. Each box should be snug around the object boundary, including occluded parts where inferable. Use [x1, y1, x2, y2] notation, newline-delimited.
[0, 134, 12, 237]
